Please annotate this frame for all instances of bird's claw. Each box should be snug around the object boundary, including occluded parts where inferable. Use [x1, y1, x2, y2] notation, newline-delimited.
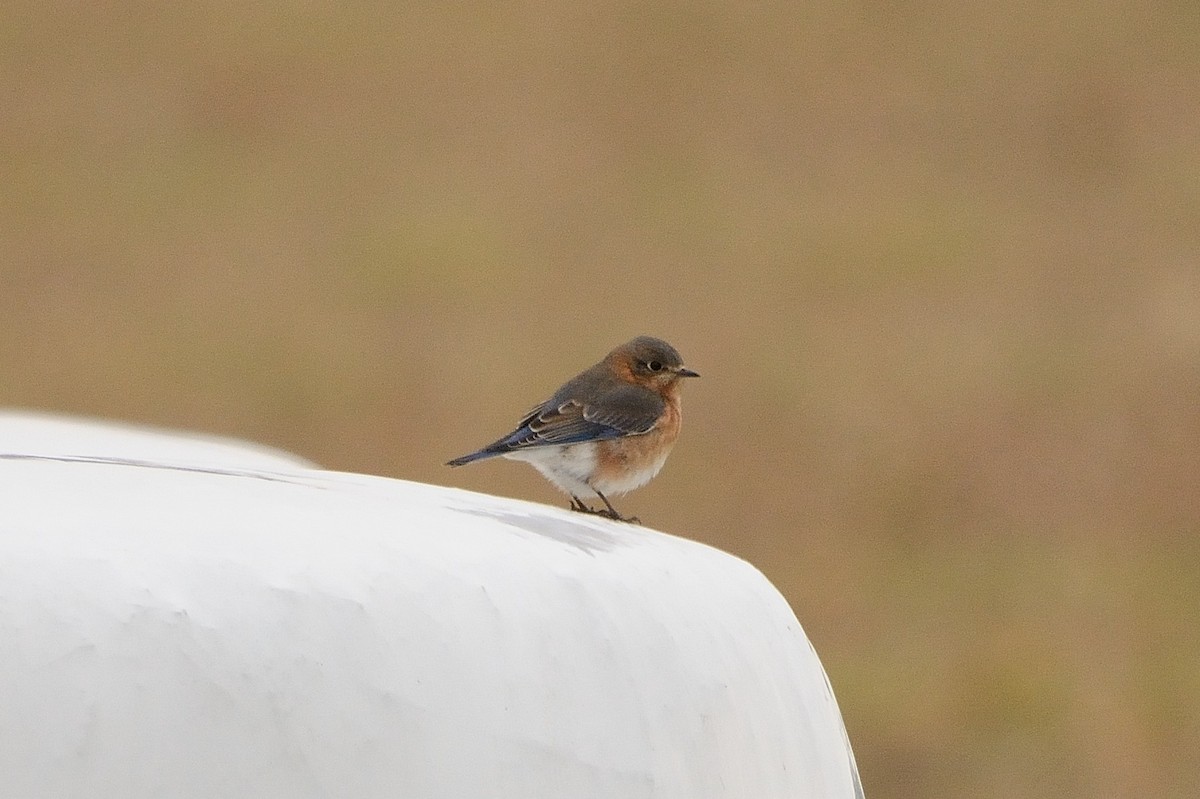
[595, 507, 638, 524]
[568, 499, 641, 524]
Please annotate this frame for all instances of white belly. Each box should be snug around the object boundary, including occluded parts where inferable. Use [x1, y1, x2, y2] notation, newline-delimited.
[503, 443, 598, 497]
[591, 450, 670, 496]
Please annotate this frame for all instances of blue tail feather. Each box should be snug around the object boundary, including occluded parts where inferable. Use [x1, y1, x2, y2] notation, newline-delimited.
[445, 448, 499, 467]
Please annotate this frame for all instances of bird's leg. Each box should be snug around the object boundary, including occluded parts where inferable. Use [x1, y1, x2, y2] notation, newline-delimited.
[568, 490, 640, 524]
[568, 495, 596, 514]
[594, 490, 640, 525]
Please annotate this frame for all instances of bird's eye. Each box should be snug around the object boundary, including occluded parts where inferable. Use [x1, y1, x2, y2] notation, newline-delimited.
[646, 360, 663, 372]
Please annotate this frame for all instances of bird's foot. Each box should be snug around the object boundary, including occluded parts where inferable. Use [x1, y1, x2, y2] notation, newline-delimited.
[568, 498, 640, 524]
[588, 507, 642, 524]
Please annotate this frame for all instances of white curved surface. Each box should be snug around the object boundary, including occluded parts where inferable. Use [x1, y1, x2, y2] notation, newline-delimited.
[0, 409, 314, 469]
[0, 412, 864, 798]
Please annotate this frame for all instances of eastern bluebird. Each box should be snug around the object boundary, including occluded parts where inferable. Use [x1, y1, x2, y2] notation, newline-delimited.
[447, 336, 699, 523]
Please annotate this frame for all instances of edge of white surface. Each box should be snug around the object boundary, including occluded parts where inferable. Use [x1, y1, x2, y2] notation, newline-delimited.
[0, 408, 315, 469]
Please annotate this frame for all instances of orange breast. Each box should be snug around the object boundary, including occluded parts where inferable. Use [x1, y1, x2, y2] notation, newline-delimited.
[591, 392, 682, 495]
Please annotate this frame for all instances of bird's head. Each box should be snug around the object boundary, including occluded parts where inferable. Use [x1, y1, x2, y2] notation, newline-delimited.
[608, 336, 700, 390]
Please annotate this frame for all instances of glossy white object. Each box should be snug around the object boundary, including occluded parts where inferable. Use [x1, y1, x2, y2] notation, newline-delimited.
[0, 411, 864, 798]
[0, 409, 314, 469]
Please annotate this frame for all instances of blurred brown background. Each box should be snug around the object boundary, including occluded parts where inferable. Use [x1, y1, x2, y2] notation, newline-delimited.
[3, 2, 1198, 797]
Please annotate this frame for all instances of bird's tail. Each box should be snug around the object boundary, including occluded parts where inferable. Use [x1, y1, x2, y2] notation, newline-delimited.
[445, 449, 497, 467]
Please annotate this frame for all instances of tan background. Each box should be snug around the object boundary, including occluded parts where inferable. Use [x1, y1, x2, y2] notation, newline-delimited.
[3, 3, 1198, 797]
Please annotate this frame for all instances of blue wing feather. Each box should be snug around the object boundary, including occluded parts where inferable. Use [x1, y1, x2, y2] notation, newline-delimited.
[446, 370, 664, 467]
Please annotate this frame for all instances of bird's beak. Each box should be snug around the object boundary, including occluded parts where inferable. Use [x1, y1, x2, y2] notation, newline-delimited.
[676, 367, 700, 378]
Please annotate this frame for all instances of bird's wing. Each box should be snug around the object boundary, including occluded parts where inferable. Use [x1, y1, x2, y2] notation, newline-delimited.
[495, 384, 664, 450]
[447, 370, 668, 465]
[579, 384, 664, 435]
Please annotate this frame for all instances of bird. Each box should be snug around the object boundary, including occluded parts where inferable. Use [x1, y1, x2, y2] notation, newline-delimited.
[447, 336, 699, 523]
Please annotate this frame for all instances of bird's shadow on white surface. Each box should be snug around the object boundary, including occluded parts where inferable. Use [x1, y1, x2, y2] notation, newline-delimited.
[457, 507, 629, 555]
